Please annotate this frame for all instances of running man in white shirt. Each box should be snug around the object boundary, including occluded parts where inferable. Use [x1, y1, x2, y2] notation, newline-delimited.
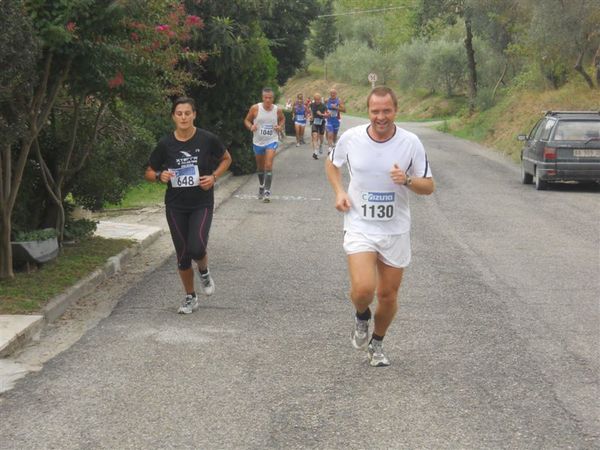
[325, 86, 435, 366]
[244, 87, 285, 203]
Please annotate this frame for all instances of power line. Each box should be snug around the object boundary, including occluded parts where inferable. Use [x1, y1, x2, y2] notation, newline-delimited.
[318, 5, 409, 18]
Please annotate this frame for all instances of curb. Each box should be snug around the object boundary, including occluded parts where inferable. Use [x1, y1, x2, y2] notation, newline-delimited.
[0, 316, 45, 358]
[3, 171, 243, 358]
[41, 227, 163, 323]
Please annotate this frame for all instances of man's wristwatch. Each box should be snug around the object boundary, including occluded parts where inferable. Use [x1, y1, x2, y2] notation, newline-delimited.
[404, 175, 412, 186]
[155, 171, 162, 182]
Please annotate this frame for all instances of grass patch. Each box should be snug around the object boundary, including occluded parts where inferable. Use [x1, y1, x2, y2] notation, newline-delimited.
[0, 236, 134, 314]
[104, 182, 166, 210]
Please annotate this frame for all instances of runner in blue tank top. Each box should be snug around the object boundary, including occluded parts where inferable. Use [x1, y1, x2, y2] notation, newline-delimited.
[292, 93, 309, 147]
[325, 88, 346, 154]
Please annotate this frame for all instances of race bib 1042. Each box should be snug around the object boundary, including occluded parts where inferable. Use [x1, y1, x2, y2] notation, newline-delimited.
[360, 191, 395, 221]
[170, 165, 199, 188]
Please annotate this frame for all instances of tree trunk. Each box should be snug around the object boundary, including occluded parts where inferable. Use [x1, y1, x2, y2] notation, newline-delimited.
[0, 207, 14, 279]
[464, 17, 478, 115]
[0, 145, 12, 279]
[492, 62, 508, 101]
[34, 138, 65, 243]
[574, 47, 595, 89]
[0, 53, 72, 277]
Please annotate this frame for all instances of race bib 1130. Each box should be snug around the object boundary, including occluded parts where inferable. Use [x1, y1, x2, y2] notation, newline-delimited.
[360, 191, 395, 221]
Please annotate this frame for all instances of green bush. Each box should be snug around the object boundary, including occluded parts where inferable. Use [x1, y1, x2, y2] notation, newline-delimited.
[422, 40, 467, 97]
[396, 39, 430, 91]
[188, 16, 278, 175]
[64, 218, 97, 241]
[13, 228, 57, 242]
[325, 40, 385, 85]
[69, 105, 156, 211]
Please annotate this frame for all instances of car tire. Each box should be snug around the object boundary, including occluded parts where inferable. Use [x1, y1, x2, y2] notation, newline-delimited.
[534, 167, 548, 191]
[521, 163, 533, 184]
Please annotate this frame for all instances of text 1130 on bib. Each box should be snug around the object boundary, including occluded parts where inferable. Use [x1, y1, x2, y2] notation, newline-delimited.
[360, 191, 395, 221]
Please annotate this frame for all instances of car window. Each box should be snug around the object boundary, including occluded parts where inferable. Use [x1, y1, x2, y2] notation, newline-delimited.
[530, 119, 545, 140]
[553, 120, 600, 141]
[539, 119, 555, 140]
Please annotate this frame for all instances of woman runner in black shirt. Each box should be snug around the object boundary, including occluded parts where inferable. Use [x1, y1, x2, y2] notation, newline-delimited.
[145, 97, 232, 314]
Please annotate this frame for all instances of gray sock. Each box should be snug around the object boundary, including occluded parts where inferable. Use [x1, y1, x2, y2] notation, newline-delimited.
[257, 172, 265, 187]
[264, 171, 273, 191]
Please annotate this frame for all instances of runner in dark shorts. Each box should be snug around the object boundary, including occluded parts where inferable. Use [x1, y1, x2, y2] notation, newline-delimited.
[310, 93, 327, 160]
[145, 97, 232, 314]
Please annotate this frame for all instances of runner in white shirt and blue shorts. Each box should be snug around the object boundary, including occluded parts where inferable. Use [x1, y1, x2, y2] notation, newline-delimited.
[244, 87, 285, 203]
[326, 86, 435, 367]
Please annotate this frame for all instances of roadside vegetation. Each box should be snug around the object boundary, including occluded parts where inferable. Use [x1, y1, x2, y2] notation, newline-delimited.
[0, 237, 133, 314]
[445, 80, 600, 162]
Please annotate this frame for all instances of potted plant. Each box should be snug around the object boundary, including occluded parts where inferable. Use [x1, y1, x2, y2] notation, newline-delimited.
[11, 228, 59, 269]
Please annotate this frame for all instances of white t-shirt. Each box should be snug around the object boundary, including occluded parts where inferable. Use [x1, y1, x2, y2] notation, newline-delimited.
[329, 124, 432, 235]
[252, 103, 279, 146]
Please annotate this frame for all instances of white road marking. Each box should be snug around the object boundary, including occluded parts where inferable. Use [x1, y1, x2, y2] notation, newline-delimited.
[234, 194, 322, 201]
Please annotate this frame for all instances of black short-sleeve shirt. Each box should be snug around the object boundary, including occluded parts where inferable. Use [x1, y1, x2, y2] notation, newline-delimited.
[310, 102, 327, 124]
[148, 128, 226, 210]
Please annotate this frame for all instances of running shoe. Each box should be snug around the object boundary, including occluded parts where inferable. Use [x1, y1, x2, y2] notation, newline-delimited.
[263, 190, 271, 203]
[327, 146, 333, 155]
[351, 316, 370, 350]
[199, 272, 215, 296]
[178, 294, 199, 314]
[312, 153, 318, 160]
[296, 142, 300, 147]
[258, 185, 264, 200]
[367, 340, 390, 367]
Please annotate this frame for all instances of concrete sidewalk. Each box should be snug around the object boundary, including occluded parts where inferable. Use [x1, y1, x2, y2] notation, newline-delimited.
[0, 215, 162, 357]
[0, 167, 253, 358]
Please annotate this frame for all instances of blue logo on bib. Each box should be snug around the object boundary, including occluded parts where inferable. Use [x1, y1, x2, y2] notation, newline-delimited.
[365, 192, 394, 202]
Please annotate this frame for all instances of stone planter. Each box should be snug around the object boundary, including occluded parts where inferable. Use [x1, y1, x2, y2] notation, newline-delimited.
[11, 236, 59, 266]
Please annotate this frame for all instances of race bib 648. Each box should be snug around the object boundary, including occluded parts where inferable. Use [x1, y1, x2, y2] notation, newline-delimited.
[170, 166, 199, 188]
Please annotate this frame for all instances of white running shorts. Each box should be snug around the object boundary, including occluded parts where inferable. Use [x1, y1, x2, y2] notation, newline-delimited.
[343, 231, 411, 268]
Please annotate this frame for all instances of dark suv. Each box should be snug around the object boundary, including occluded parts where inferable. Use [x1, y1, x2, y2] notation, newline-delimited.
[519, 111, 600, 190]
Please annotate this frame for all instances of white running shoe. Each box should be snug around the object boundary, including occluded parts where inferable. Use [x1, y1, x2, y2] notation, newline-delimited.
[263, 190, 271, 203]
[258, 185, 265, 201]
[199, 272, 215, 296]
[178, 294, 199, 314]
[367, 340, 390, 367]
[351, 316, 369, 350]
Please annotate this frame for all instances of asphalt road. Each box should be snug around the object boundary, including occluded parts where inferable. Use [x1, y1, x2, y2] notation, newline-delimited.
[0, 116, 598, 449]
